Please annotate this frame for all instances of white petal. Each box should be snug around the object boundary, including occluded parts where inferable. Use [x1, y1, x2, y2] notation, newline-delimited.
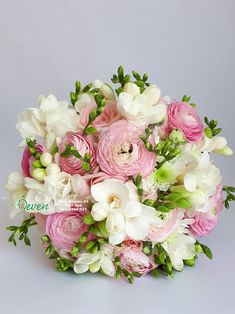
[126, 216, 150, 240]
[184, 173, 196, 192]
[74, 263, 89, 274]
[91, 202, 110, 221]
[89, 261, 101, 273]
[124, 201, 142, 218]
[141, 204, 159, 224]
[109, 231, 126, 245]
[91, 182, 108, 203]
[101, 256, 115, 277]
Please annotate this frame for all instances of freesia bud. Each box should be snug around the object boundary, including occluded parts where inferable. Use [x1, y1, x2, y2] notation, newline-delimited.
[40, 152, 52, 167]
[214, 146, 233, 156]
[32, 168, 46, 181]
[123, 82, 140, 97]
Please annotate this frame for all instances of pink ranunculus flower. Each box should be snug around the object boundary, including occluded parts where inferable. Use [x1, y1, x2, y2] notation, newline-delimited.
[119, 247, 154, 275]
[189, 185, 223, 237]
[59, 132, 98, 175]
[79, 101, 122, 130]
[97, 120, 156, 178]
[34, 213, 47, 232]
[21, 144, 45, 177]
[167, 101, 204, 143]
[148, 208, 179, 242]
[46, 210, 88, 251]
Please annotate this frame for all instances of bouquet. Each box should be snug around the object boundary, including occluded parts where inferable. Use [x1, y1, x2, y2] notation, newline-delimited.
[5, 67, 235, 283]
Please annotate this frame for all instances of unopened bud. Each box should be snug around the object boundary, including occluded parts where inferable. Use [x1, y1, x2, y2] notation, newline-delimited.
[40, 152, 52, 167]
[32, 168, 46, 182]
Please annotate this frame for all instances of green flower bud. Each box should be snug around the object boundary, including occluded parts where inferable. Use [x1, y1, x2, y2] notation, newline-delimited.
[83, 215, 95, 225]
[32, 160, 43, 168]
[169, 129, 185, 143]
[85, 240, 96, 250]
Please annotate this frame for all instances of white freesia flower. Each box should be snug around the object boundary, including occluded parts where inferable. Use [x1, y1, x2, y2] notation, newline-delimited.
[39, 95, 79, 148]
[93, 79, 116, 100]
[183, 136, 233, 155]
[162, 217, 196, 271]
[183, 152, 221, 197]
[16, 95, 79, 149]
[24, 171, 73, 214]
[74, 93, 94, 113]
[117, 83, 166, 125]
[5, 172, 27, 217]
[16, 108, 46, 139]
[91, 179, 158, 245]
[74, 244, 115, 276]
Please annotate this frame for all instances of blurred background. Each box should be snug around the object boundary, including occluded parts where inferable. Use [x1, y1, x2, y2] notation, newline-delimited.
[0, 1, 234, 313]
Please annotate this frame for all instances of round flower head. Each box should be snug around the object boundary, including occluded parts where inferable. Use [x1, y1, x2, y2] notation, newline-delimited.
[46, 210, 88, 251]
[168, 101, 203, 143]
[189, 185, 223, 237]
[59, 132, 97, 175]
[96, 120, 156, 178]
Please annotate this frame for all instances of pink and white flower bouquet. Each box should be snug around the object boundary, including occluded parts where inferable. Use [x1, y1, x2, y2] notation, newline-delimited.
[5, 67, 235, 283]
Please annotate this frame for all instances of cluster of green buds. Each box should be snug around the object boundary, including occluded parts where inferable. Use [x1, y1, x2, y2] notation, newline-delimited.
[144, 189, 191, 213]
[181, 94, 197, 108]
[26, 138, 53, 182]
[7, 216, 37, 246]
[129, 173, 143, 197]
[152, 244, 174, 278]
[70, 80, 107, 135]
[111, 66, 150, 95]
[223, 186, 235, 209]
[71, 216, 109, 258]
[204, 117, 222, 138]
[60, 144, 92, 173]
[82, 93, 106, 135]
[114, 256, 142, 284]
[41, 235, 73, 272]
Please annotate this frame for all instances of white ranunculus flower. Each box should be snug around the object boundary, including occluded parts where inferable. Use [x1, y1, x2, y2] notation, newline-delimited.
[117, 84, 166, 125]
[5, 172, 28, 217]
[91, 179, 159, 245]
[74, 244, 115, 276]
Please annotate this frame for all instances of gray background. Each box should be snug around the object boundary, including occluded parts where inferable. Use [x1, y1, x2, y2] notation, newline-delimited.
[0, 1, 235, 313]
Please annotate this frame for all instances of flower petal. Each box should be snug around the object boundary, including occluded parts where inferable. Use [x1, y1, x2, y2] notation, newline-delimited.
[91, 202, 110, 221]
[126, 216, 150, 240]
[101, 256, 115, 277]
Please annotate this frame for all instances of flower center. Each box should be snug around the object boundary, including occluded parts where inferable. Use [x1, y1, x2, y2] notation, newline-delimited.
[108, 195, 121, 209]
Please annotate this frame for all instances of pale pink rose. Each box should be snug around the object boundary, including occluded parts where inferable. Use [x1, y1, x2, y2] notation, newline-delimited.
[59, 132, 98, 175]
[79, 101, 121, 130]
[119, 247, 154, 275]
[46, 211, 88, 250]
[168, 101, 203, 142]
[148, 209, 179, 242]
[21, 144, 45, 177]
[97, 120, 156, 178]
[189, 186, 223, 237]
